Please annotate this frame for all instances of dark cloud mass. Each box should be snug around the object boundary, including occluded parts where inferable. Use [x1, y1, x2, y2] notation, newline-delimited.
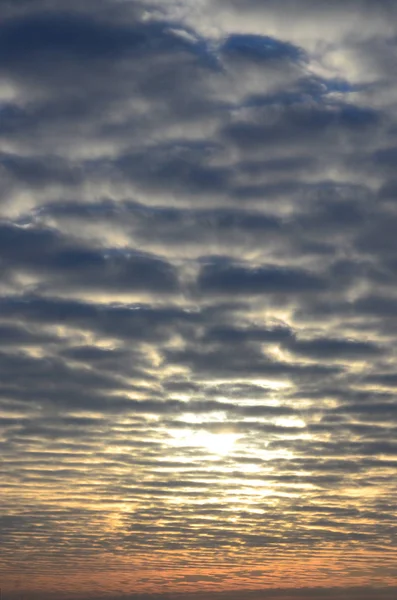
[0, 1, 397, 600]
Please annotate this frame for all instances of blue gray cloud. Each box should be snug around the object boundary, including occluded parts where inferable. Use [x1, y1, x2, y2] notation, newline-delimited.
[0, 1, 397, 599]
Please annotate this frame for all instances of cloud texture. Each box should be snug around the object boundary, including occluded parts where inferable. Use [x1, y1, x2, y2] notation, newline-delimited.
[0, 1, 397, 598]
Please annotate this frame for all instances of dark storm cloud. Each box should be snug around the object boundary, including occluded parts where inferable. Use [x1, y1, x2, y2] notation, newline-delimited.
[0, 322, 58, 346]
[0, 222, 179, 293]
[164, 331, 342, 381]
[115, 144, 229, 197]
[198, 259, 326, 295]
[0, 9, 206, 74]
[0, 295, 200, 343]
[203, 324, 293, 344]
[286, 336, 384, 360]
[220, 34, 304, 64]
[222, 102, 379, 152]
[0, 151, 83, 189]
[1, 0, 397, 598]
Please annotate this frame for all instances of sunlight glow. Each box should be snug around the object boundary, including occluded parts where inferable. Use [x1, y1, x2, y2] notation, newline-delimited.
[169, 429, 239, 455]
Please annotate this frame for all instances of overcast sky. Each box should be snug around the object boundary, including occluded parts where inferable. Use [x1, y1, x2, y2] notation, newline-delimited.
[1, 1, 397, 599]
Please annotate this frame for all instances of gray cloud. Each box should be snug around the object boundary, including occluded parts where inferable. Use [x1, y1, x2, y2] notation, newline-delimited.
[1, 1, 397, 599]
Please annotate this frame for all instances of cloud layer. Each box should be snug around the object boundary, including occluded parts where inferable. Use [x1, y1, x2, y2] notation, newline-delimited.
[0, 0, 397, 598]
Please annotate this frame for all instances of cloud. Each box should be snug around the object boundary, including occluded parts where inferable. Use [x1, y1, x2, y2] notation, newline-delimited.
[197, 259, 326, 295]
[1, 0, 397, 599]
[0, 222, 179, 294]
[286, 336, 384, 360]
[220, 34, 304, 64]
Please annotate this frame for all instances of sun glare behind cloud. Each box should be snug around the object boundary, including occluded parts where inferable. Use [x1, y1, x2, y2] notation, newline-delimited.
[169, 429, 239, 456]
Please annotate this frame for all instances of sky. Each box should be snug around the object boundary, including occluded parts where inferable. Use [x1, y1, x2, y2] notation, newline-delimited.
[0, 0, 397, 599]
